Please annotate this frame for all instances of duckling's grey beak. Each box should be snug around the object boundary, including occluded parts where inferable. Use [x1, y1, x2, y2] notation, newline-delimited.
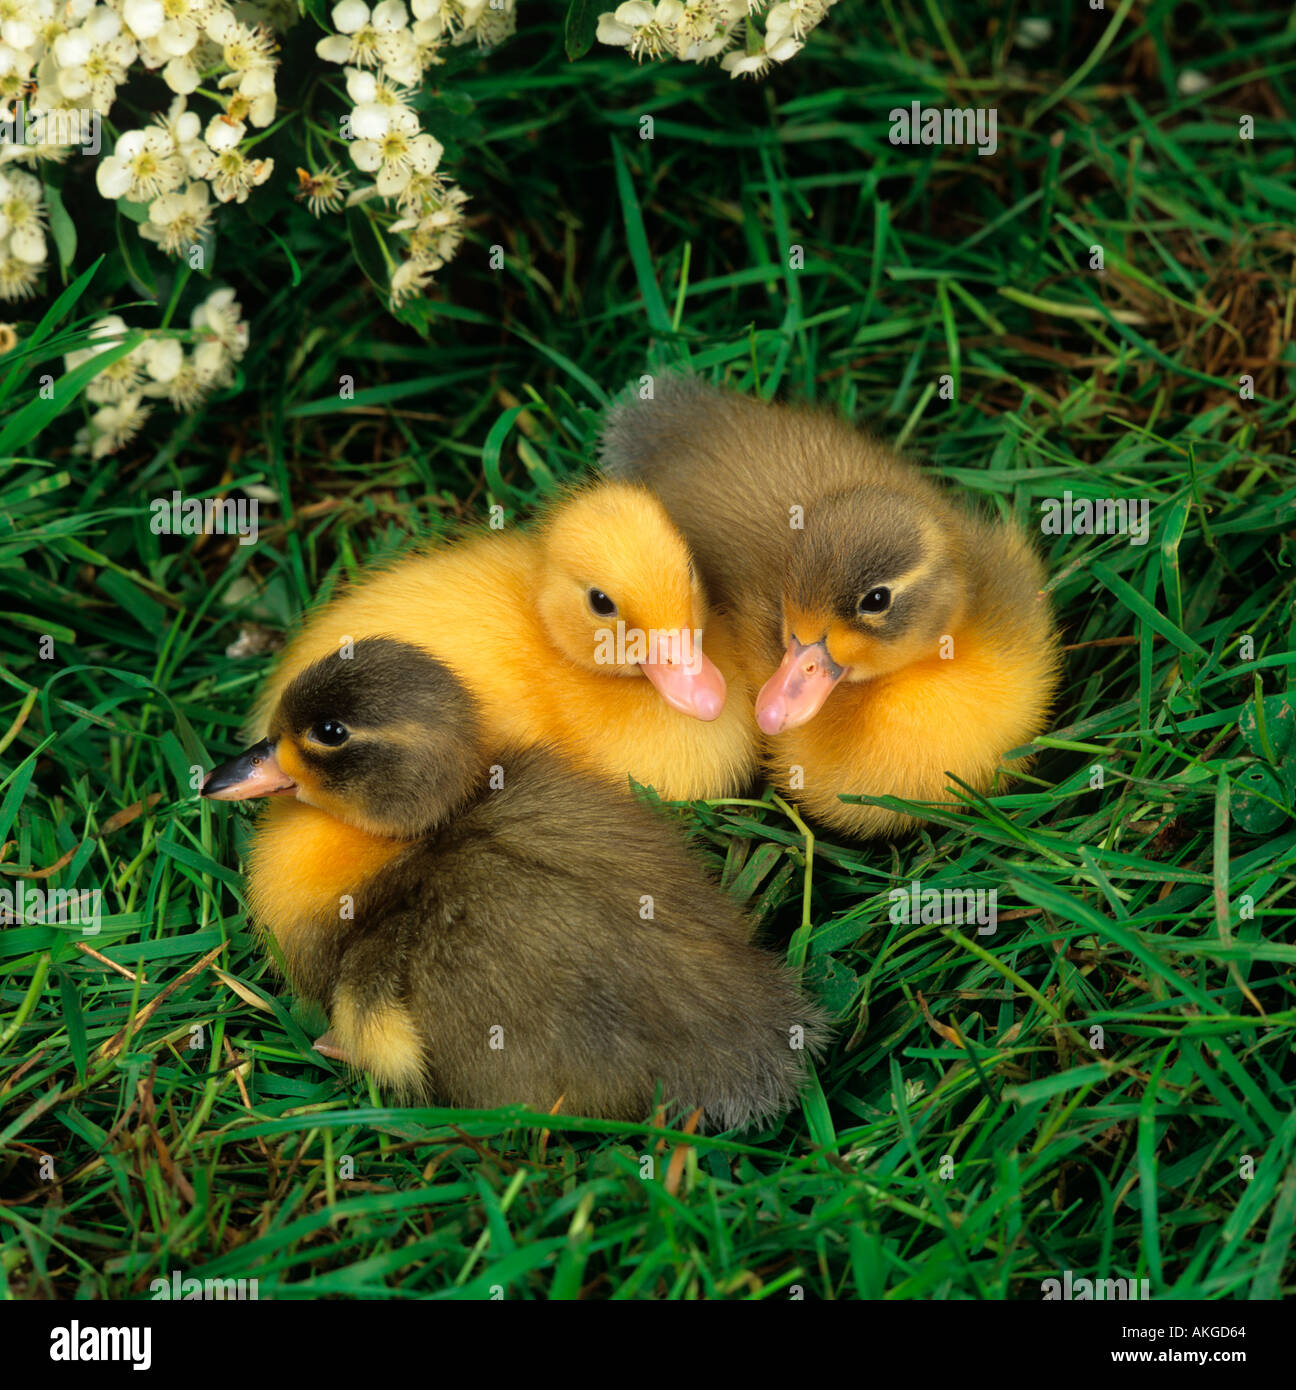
[756, 637, 847, 735]
[201, 738, 297, 800]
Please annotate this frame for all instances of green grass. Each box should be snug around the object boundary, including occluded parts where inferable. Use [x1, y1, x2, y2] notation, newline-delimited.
[2, 2, 1295, 1299]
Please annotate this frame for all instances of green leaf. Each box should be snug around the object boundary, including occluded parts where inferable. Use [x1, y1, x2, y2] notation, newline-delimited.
[1003, 1064, 1109, 1104]
[564, 0, 601, 61]
[116, 207, 157, 297]
[41, 178, 77, 281]
[96, 570, 169, 634]
[118, 197, 151, 225]
[155, 837, 243, 888]
[481, 404, 526, 501]
[799, 1063, 836, 1149]
[0, 335, 141, 457]
[56, 966, 88, 1084]
[1239, 693, 1296, 765]
[344, 205, 391, 302]
[0, 256, 101, 409]
[805, 952, 861, 1016]
[0, 759, 35, 843]
[1242, 174, 1296, 215]
[611, 140, 672, 335]
[1231, 764, 1290, 835]
[726, 842, 784, 903]
[1090, 559, 1209, 660]
[1282, 758, 1296, 800]
[392, 294, 435, 340]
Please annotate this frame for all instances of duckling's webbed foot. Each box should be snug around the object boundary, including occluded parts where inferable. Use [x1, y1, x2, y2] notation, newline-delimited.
[312, 1029, 352, 1064]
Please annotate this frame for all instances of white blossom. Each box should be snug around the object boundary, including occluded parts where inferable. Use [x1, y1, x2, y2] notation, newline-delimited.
[0, 252, 41, 297]
[65, 315, 147, 402]
[389, 257, 431, 308]
[122, 0, 165, 41]
[51, 6, 137, 111]
[721, 49, 769, 76]
[295, 164, 352, 216]
[194, 144, 275, 203]
[598, 0, 834, 72]
[317, 0, 417, 78]
[140, 180, 213, 255]
[138, 336, 183, 382]
[79, 393, 152, 457]
[96, 127, 184, 202]
[0, 169, 48, 264]
[192, 287, 249, 359]
[205, 113, 246, 151]
[1015, 17, 1053, 51]
[596, 1, 683, 60]
[345, 65, 416, 139]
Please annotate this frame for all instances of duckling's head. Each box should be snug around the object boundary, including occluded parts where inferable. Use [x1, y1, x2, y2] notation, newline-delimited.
[535, 481, 728, 720]
[757, 488, 967, 734]
[202, 638, 483, 838]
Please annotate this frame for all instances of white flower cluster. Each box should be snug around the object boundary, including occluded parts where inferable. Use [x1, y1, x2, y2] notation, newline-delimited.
[65, 288, 249, 457]
[314, 0, 492, 308]
[316, 0, 516, 70]
[0, 0, 500, 327]
[0, 1, 129, 124]
[0, 2, 280, 260]
[105, 7, 280, 256]
[0, 3, 275, 136]
[0, 169, 49, 301]
[596, 0, 837, 77]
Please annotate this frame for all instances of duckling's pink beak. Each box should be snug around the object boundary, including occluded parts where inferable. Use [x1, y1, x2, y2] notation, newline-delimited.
[756, 637, 847, 735]
[201, 738, 297, 799]
[640, 632, 727, 721]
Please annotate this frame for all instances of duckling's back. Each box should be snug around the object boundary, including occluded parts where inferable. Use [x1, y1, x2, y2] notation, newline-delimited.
[335, 749, 830, 1131]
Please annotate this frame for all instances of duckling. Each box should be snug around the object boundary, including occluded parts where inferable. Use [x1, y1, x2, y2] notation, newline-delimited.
[250, 480, 757, 803]
[601, 374, 1060, 838]
[204, 637, 829, 1130]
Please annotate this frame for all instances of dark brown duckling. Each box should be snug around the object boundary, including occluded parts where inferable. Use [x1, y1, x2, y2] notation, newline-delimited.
[601, 374, 1060, 839]
[202, 637, 829, 1131]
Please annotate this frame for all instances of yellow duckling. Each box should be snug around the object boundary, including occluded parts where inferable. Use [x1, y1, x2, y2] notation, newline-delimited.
[252, 479, 757, 802]
[601, 374, 1061, 838]
[204, 637, 829, 1129]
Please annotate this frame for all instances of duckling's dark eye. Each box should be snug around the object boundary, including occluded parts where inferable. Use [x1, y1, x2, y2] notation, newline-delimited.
[587, 588, 618, 618]
[311, 719, 350, 746]
[857, 587, 892, 616]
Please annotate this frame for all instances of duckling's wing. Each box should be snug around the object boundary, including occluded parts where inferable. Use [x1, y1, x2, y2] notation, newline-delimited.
[444, 750, 833, 1130]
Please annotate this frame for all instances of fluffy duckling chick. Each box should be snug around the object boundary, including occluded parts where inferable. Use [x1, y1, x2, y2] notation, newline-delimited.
[251, 480, 757, 803]
[601, 375, 1060, 839]
[205, 637, 828, 1131]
